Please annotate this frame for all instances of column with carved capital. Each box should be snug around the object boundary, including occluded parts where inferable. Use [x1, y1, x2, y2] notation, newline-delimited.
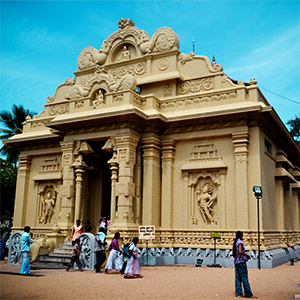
[291, 184, 300, 230]
[72, 155, 87, 222]
[60, 141, 76, 230]
[161, 140, 176, 229]
[12, 155, 32, 229]
[113, 133, 139, 230]
[232, 132, 249, 229]
[276, 180, 285, 230]
[141, 137, 161, 227]
[110, 163, 118, 224]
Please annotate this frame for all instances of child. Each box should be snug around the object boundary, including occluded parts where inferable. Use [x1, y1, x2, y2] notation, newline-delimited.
[120, 243, 130, 274]
[66, 238, 83, 272]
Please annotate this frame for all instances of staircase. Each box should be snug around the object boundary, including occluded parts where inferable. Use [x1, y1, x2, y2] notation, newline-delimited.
[31, 241, 73, 269]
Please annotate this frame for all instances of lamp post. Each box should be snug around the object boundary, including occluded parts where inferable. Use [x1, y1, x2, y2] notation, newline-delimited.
[253, 186, 262, 269]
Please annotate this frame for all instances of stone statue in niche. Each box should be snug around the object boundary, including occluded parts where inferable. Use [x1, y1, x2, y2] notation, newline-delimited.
[163, 83, 172, 97]
[196, 181, 217, 224]
[117, 45, 131, 61]
[93, 90, 105, 108]
[40, 188, 56, 224]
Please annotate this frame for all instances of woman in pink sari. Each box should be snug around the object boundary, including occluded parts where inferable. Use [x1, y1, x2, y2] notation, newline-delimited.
[124, 237, 143, 278]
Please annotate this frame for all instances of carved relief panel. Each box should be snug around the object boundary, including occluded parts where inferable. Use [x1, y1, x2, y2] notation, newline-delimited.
[37, 182, 60, 224]
[181, 143, 227, 228]
[192, 174, 219, 225]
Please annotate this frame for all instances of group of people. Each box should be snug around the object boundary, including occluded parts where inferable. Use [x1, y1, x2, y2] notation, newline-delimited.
[19, 224, 256, 297]
[67, 219, 142, 278]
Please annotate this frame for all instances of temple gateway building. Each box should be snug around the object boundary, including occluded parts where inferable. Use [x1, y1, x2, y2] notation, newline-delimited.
[6, 19, 300, 268]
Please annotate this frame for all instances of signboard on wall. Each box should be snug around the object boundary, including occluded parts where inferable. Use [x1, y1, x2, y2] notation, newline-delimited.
[211, 232, 221, 239]
[139, 225, 155, 239]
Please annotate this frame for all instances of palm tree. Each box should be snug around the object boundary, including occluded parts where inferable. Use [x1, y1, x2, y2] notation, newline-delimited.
[0, 104, 37, 166]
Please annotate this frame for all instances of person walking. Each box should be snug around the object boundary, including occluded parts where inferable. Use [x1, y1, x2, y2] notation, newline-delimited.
[120, 243, 130, 274]
[99, 216, 107, 234]
[71, 219, 83, 244]
[20, 226, 32, 275]
[124, 237, 143, 278]
[94, 227, 107, 273]
[105, 232, 123, 274]
[233, 231, 257, 298]
[66, 238, 83, 272]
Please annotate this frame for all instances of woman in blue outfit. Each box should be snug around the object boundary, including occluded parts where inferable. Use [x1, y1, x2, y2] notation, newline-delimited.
[233, 231, 257, 298]
[20, 226, 32, 275]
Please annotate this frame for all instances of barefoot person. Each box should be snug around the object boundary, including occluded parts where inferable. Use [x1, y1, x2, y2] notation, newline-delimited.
[124, 237, 143, 278]
[19, 226, 32, 275]
[94, 227, 106, 273]
[233, 231, 257, 298]
[66, 238, 83, 272]
[105, 232, 123, 274]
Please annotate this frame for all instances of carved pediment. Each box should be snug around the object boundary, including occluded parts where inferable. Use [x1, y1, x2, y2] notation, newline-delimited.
[77, 18, 180, 70]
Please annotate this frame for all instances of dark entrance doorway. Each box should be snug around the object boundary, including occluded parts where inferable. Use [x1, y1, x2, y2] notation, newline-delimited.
[83, 141, 112, 232]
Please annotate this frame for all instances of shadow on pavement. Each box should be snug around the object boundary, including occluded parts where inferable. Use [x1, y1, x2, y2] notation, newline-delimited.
[0, 271, 44, 277]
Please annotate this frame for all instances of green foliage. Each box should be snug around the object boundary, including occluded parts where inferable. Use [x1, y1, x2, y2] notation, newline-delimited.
[287, 114, 300, 147]
[0, 159, 17, 221]
[0, 104, 37, 166]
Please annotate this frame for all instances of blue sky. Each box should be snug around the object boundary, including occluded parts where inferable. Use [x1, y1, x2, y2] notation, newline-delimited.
[1, 0, 299, 131]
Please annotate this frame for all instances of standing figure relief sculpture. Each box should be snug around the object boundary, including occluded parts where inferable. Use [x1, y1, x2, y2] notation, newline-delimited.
[196, 181, 218, 224]
[39, 188, 57, 224]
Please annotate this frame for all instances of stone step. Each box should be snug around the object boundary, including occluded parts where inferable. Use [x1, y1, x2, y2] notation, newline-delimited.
[50, 249, 73, 255]
[32, 241, 75, 269]
[57, 244, 73, 250]
[38, 255, 71, 263]
[31, 262, 67, 269]
[49, 252, 73, 258]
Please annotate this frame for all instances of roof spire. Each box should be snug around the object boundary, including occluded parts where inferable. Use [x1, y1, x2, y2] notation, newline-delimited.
[212, 54, 216, 68]
[192, 37, 195, 53]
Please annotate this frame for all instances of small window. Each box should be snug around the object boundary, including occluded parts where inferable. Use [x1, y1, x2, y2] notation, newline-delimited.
[265, 139, 272, 154]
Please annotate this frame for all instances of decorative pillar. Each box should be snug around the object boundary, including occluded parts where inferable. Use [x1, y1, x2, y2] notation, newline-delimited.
[60, 141, 75, 230]
[161, 140, 176, 229]
[12, 155, 32, 229]
[113, 133, 139, 230]
[275, 180, 285, 230]
[232, 131, 249, 229]
[219, 169, 227, 229]
[141, 137, 161, 227]
[291, 184, 300, 230]
[110, 163, 118, 224]
[72, 155, 87, 222]
[182, 171, 189, 228]
[284, 184, 292, 230]
[134, 145, 142, 225]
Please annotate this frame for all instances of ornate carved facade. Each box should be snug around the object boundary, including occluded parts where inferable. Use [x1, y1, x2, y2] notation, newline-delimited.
[6, 19, 300, 268]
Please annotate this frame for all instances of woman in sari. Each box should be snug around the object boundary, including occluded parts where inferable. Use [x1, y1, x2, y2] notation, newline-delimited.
[105, 232, 123, 274]
[124, 237, 143, 278]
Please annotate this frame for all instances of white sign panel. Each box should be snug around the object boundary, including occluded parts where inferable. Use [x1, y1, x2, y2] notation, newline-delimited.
[139, 225, 155, 239]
